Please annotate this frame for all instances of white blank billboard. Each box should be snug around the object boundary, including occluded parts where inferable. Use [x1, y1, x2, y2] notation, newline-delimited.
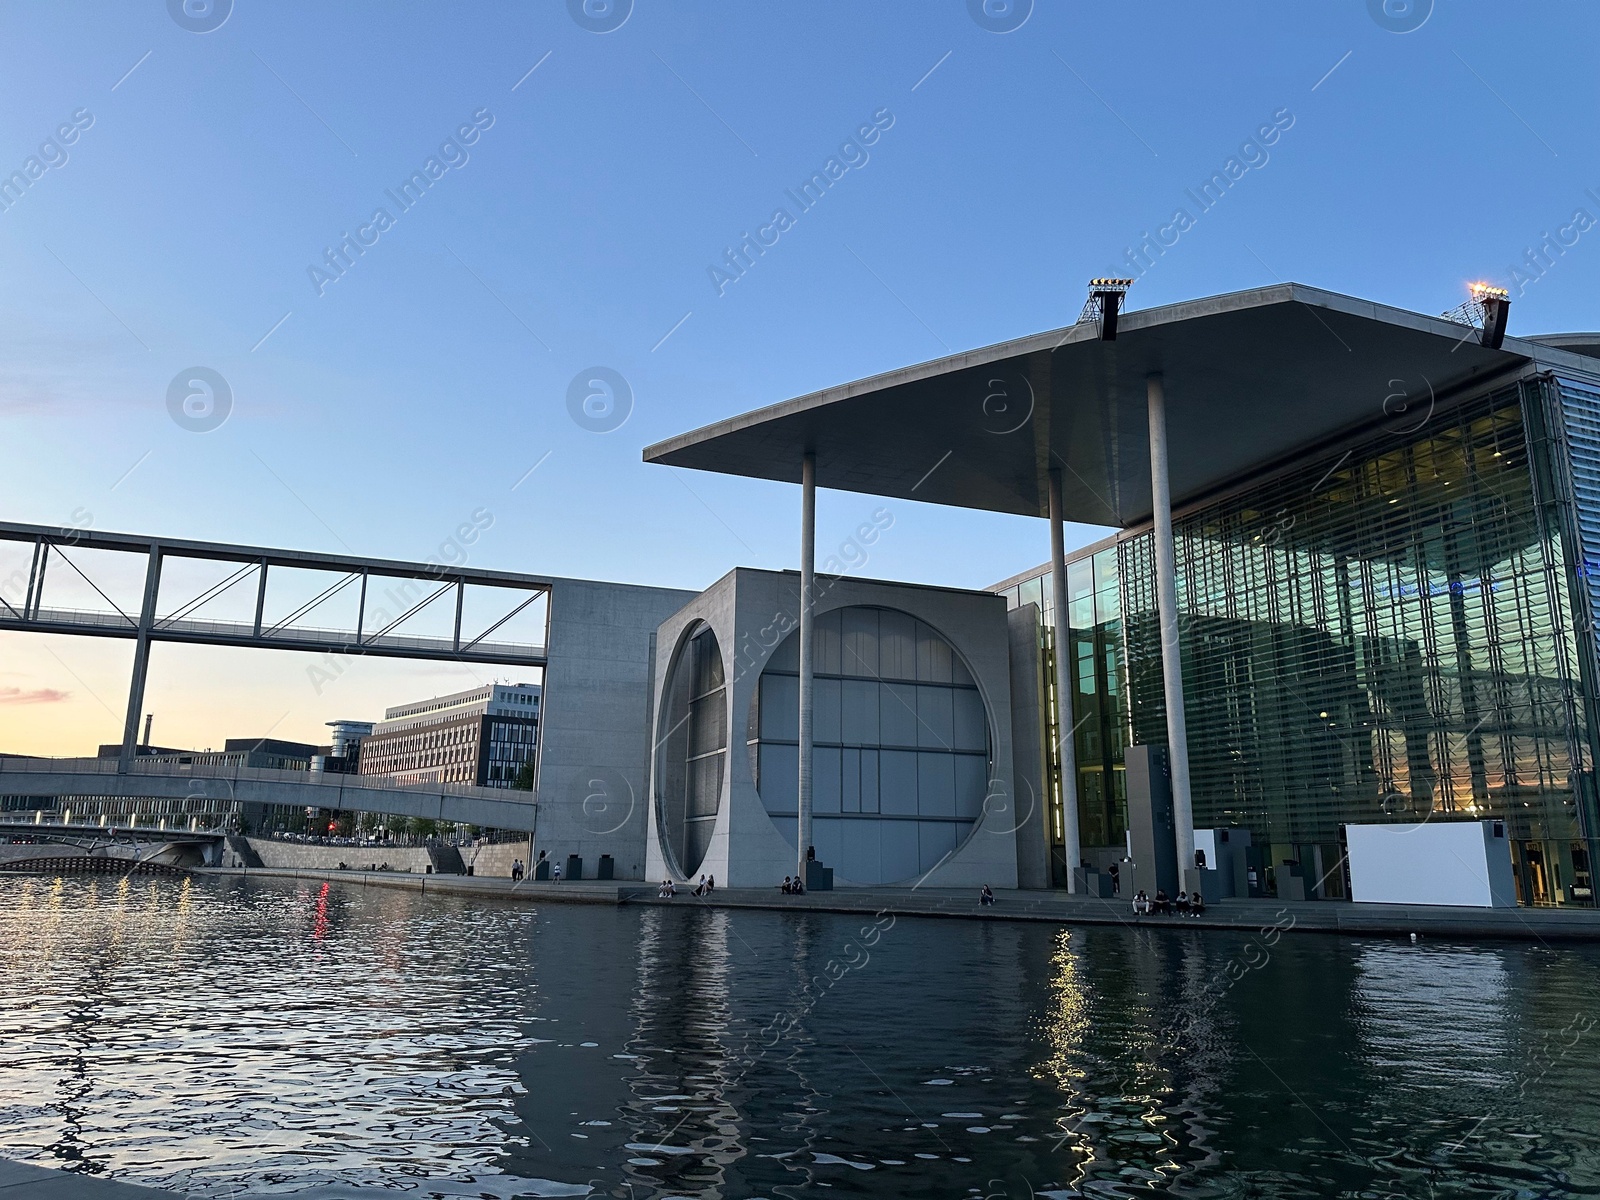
[1345, 820, 1517, 907]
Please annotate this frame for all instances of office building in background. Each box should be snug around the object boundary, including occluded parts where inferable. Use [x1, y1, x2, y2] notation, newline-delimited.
[357, 683, 541, 789]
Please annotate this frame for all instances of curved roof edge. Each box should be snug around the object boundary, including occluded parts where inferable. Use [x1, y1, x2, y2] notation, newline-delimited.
[1528, 332, 1600, 360]
[644, 282, 1565, 464]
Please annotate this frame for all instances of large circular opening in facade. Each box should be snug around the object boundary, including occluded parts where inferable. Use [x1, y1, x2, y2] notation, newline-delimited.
[750, 606, 991, 884]
[656, 623, 727, 878]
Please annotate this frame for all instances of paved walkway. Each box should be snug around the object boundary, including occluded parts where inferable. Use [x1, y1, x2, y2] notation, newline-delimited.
[0, 1158, 195, 1198]
[195, 866, 1600, 942]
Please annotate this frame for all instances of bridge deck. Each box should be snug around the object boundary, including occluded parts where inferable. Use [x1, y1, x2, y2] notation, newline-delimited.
[5, 604, 545, 666]
[0, 758, 537, 832]
[0, 519, 554, 668]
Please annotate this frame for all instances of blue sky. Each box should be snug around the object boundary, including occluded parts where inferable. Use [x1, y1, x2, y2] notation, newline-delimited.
[1, 0, 1597, 752]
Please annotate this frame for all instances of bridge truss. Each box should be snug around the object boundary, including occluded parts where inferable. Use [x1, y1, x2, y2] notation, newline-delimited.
[0, 521, 553, 771]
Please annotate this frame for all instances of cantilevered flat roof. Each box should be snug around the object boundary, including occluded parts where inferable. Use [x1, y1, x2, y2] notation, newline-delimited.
[644, 283, 1574, 527]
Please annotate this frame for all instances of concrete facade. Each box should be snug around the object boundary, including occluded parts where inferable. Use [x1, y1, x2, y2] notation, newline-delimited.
[1007, 602, 1052, 889]
[644, 568, 1023, 889]
[531, 578, 698, 881]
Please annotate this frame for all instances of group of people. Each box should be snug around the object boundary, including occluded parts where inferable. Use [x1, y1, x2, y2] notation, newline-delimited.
[654, 874, 716, 897]
[1131, 888, 1205, 916]
[778, 875, 806, 894]
[510, 851, 558, 882]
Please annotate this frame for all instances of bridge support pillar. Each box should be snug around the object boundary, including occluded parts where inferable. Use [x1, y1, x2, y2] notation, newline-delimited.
[1049, 466, 1082, 892]
[1147, 373, 1195, 880]
[119, 545, 163, 774]
[796, 450, 815, 883]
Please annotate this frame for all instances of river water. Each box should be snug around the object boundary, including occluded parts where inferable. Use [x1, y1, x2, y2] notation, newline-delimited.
[2, 875, 1599, 1198]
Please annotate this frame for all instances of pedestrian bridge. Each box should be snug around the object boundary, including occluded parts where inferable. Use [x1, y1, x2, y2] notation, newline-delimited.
[0, 816, 222, 842]
[0, 757, 537, 832]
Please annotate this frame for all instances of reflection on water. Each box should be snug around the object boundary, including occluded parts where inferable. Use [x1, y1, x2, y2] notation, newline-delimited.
[3, 877, 1600, 1198]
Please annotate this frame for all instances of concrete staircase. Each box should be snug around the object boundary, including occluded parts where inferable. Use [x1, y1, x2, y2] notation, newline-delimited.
[225, 836, 263, 868]
[426, 844, 466, 875]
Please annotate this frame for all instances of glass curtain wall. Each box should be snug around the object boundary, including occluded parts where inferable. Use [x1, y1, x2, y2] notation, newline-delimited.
[1002, 381, 1595, 904]
[657, 625, 727, 878]
[999, 545, 1129, 882]
[749, 606, 990, 884]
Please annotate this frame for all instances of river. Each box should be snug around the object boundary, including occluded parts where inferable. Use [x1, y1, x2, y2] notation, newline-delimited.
[2, 874, 1598, 1198]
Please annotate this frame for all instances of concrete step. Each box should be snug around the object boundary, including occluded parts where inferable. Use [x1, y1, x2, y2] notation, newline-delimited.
[0, 1156, 208, 1197]
[223, 836, 263, 868]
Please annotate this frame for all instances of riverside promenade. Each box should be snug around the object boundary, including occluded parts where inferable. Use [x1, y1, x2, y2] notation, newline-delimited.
[194, 865, 1600, 943]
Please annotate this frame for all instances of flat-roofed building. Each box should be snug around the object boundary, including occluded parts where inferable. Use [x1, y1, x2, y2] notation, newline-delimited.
[645, 282, 1600, 906]
[358, 683, 541, 789]
[94, 737, 320, 770]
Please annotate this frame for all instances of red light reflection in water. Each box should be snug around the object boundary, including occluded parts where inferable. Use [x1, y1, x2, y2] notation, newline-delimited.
[313, 881, 329, 941]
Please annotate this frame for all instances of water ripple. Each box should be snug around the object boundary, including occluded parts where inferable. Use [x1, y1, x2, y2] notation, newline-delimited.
[5, 877, 1600, 1198]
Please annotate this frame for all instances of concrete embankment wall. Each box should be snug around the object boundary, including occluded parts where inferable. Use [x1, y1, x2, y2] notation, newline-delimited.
[0, 844, 83, 863]
[239, 839, 433, 873]
[202, 866, 633, 906]
[233, 837, 529, 876]
[0, 841, 191, 865]
[460, 840, 528, 878]
[193, 868, 1600, 941]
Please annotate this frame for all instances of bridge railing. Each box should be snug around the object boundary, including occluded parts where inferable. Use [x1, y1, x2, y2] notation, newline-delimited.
[0, 755, 536, 806]
[0, 811, 226, 837]
[11, 605, 544, 663]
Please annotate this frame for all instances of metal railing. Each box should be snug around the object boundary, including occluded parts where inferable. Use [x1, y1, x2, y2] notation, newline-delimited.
[0, 755, 536, 805]
[0, 811, 226, 837]
[9, 605, 544, 662]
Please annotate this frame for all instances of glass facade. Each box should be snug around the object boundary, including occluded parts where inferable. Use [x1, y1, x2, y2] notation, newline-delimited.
[750, 606, 991, 884]
[358, 684, 541, 789]
[1001, 379, 1600, 905]
[657, 624, 727, 877]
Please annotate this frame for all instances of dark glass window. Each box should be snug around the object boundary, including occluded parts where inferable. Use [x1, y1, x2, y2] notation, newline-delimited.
[1004, 383, 1592, 897]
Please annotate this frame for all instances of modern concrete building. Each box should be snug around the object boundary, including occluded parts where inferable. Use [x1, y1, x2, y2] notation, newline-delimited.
[644, 568, 1031, 888]
[518, 578, 700, 880]
[642, 282, 1600, 906]
[16, 282, 1600, 907]
[358, 683, 542, 788]
[326, 721, 374, 755]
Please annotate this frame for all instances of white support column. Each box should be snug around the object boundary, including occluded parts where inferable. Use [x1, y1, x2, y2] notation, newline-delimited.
[1147, 374, 1195, 876]
[797, 451, 816, 882]
[1048, 468, 1082, 892]
[118, 544, 163, 774]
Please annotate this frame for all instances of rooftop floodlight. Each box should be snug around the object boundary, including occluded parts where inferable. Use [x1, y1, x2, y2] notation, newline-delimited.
[1080, 278, 1134, 341]
[1441, 282, 1511, 350]
[1473, 282, 1511, 349]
